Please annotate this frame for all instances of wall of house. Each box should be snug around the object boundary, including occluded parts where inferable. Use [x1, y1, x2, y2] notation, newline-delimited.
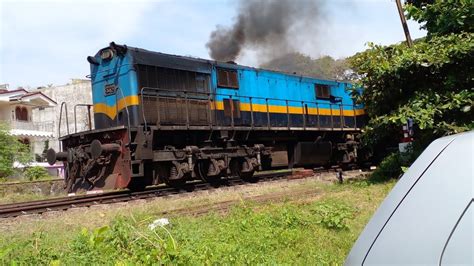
[32, 79, 93, 151]
[0, 102, 40, 160]
[0, 102, 12, 121]
[0, 103, 34, 122]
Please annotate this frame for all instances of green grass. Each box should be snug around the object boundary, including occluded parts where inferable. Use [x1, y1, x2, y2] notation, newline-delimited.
[0, 179, 64, 204]
[0, 193, 56, 204]
[0, 179, 395, 265]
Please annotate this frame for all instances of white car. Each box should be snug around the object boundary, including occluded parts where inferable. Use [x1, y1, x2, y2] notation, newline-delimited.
[346, 131, 473, 265]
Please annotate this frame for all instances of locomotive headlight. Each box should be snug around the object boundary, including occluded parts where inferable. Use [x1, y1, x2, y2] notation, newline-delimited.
[100, 48, 114, 60]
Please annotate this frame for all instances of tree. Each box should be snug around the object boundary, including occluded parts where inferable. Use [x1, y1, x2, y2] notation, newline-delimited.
[260, 53, 351, 80]
[406, 0, 473, 36]
[0, 123, 31, 178]
[350, 0, 473, 152]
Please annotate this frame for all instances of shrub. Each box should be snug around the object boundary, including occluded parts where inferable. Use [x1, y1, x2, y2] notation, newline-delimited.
[312, 202, 353, 230]
[24, 166, 50, 181]
[369, 153, 403, 183]
[369, 144, 424, 183]
[69, 218, 178, 264]
[0, 123, 30, 178]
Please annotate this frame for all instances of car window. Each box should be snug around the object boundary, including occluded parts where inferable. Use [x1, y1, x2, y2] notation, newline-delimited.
[440, 201, 473, 265]
[363, 134, 473, 265]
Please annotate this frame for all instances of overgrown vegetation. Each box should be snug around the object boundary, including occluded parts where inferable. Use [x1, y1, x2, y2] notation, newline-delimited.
[261, 53, 351, 80]
[312, 202, 354, 230]
[0, 123, 30, 179]
[24, 166, 51, 181]
[350, 0, 473, 169]
[0, 179, 395, 265]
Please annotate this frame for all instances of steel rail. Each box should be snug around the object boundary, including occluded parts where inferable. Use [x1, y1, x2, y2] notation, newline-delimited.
[0, 178, 63, 187]
[0, 170, 298, 218]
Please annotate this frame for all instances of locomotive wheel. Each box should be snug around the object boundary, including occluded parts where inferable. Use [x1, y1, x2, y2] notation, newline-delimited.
[230, 158, 257, 182]
[196, 160, 222, 183]
[156, 163, 186, 187]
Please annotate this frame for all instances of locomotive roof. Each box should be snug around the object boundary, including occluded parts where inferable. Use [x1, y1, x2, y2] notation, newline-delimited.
[100, 42, 345, 84]
[127, 46, 213, 74]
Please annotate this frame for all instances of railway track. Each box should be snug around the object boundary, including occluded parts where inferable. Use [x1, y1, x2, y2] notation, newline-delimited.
[0, 168, 365, 219]
[0, 178, 63, 187]
[0, 170, 302, 218]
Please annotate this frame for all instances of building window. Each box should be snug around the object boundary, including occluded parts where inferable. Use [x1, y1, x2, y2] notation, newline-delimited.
[15, 106, 28, 121]
[315, 84, 331, 99]
[217, 69, 239, 89]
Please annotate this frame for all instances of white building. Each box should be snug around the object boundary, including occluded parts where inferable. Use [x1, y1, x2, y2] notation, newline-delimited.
[0, 88, 56, 160]
[33, 79, 93, 152]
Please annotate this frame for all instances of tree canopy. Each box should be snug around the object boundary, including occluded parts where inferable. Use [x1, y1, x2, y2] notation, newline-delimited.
[260, 53, 351, 80]
[350, 0, 473, 149]
[406, 0, 473, 36]
[0, 123, 30, 178]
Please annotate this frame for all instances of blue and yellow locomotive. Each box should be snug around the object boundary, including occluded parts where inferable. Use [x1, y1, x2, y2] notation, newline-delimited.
[48, 42, 366, 192]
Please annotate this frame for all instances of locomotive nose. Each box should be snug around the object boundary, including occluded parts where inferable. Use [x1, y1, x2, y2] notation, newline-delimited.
[46, 140, 122, 165]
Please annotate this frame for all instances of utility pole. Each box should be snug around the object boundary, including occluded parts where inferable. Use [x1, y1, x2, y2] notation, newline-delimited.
[395, 0, 413, 47]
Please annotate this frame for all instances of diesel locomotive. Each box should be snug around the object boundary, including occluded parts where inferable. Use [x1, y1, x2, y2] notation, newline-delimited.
[47, 42, 366, 192]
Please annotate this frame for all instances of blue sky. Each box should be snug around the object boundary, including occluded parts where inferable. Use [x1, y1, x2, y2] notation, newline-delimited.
[0, 0, 426, 89]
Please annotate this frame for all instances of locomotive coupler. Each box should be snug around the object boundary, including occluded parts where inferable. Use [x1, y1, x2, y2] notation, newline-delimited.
[90, 140, 121, 159]
[46, 149, 69, 165]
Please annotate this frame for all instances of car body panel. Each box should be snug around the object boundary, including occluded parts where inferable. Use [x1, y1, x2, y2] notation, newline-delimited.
[440, 201, 473, 265]
[345, 131, 474, 265]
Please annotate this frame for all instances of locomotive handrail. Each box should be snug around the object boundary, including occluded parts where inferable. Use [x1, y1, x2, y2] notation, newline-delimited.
[285, 100, 289, 129]
[333, 104, 336, 129]
[249, 97, 254, 129]
[301, 101, 305, 130]
[58, 102, 69, 137]
[265, 98, 270, 129]
[139, 87, 362, 131]
[140, 87, 158, 131]
[73, 104, 93, 133]
[139, 87, 358, 109]
[116, 87, 132, 143]
[88, 63, 135, 80]
[185, 91, 190, 129]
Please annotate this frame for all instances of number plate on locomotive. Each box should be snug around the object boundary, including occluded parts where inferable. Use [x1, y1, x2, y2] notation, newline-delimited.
[104, 84, 117, 96]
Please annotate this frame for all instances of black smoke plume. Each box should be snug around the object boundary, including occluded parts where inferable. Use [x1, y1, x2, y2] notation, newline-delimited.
[206, 0, 325, 62]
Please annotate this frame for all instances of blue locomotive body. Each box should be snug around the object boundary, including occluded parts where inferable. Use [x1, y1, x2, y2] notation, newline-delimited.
[211, 63, 365, 130]
[89, 43, 364, 131]
[51, 42, 366, 192]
